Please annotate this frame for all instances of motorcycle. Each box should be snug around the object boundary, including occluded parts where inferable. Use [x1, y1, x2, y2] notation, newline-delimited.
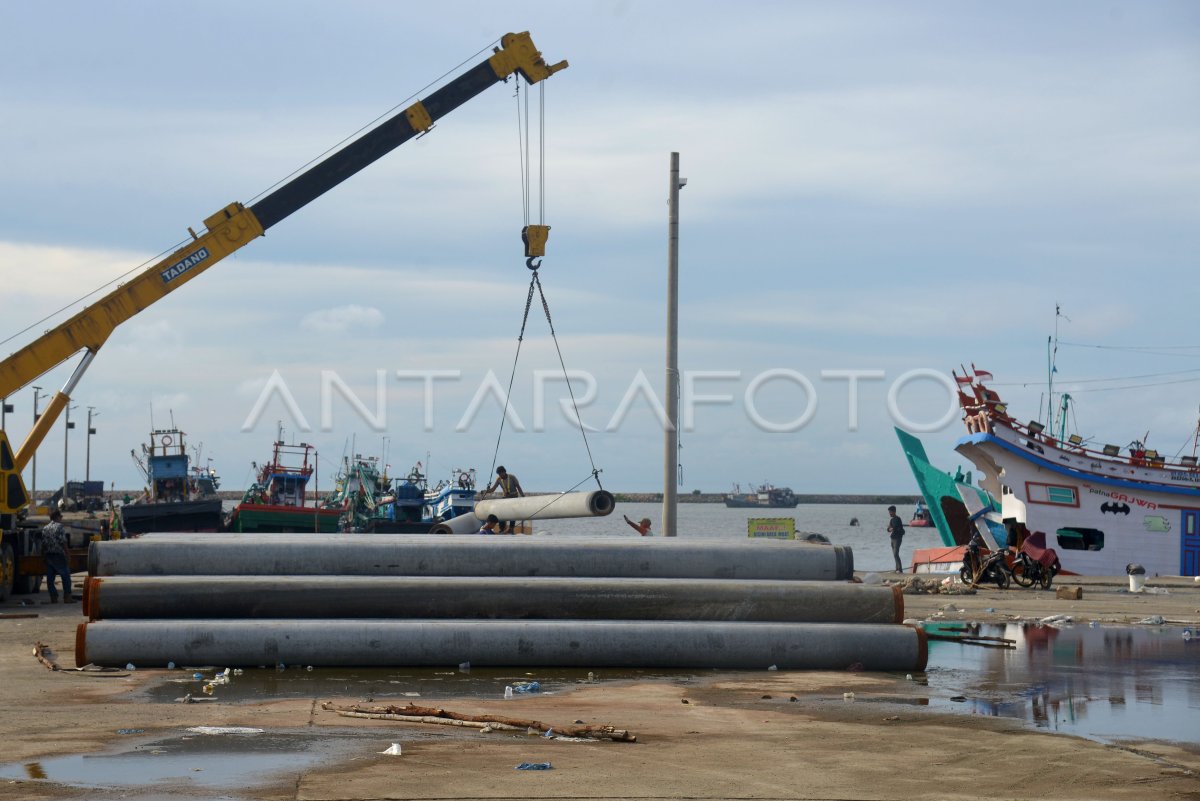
[959, 533, 1011, 589]
[1010, 531, 1061, 590]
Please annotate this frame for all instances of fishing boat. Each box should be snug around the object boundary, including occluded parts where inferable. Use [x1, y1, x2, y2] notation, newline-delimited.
[723, 482, 799, 508]
[120, 428, 224, 534]
[321, 453, 395, 532]
[900, 367, 1200, 577]
[908, 500, 934, 528]
[226, 439, 340, 533]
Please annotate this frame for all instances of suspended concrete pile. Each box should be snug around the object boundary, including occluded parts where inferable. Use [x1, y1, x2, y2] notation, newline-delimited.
[430, 489, 615, 534]
[77, 535, 928, 671]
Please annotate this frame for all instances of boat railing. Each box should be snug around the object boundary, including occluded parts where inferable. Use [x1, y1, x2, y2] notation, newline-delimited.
[991, 417, 1197, 473]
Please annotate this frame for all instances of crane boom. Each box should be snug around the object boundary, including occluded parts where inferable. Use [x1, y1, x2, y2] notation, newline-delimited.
[0, 32, 566, 489]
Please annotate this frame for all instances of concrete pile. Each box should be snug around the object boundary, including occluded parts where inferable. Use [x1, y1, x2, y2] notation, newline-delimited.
[77, 534, 928, 671]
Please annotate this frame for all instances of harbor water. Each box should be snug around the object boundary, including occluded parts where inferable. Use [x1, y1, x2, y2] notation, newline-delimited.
[540, 501, 942, 575]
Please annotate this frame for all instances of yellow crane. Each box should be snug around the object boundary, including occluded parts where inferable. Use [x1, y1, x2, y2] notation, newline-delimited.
[0, 32, 566, 598]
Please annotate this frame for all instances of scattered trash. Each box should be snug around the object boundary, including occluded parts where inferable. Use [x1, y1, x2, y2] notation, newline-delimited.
[512, 681, 541, 694]
[307, 666, 313, 671]
[905, 674, 913, 681]
[543, 728, 554, 738]
[480, 725, 492, 733]
[125, 663, 136, 671]
[459, 661, 471, 672]
[1039, 614, 1072, 625]
[1143, 587, 1170, 595]
[116, 729, 144, 735]
[515, 762, 553, 770]
[949, 695, 967, 702]
[1089, 621, 1100, 628]
[166, 662, 175, 669]
[983, 607, 996, 613]
[186, 726, 264, 735]
[193, 672, 204, 680]
[767, 664, 778, 671]
[1182, 629, 1192, 640]
[1137, 615, 1165, 625]
[681, 699, 689, 704]
[862, 572, 882, 585]
[761, 695, 772, 700]
[842, 692, 855, 701]
[504, 686, 514, 699]
[379, 743, 402, 755]
[586, 671, 595, 682]
[882, 715, 899, 721]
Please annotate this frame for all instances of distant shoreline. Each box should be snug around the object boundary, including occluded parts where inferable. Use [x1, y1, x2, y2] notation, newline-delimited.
[34, 490, 921, 505]
[612, 493, 921, 505]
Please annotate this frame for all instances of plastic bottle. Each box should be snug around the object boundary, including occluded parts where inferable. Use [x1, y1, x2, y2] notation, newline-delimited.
[504, 685, 514, 699]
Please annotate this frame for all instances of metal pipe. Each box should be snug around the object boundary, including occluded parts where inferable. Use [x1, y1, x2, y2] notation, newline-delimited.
[76, 618, 927, 671]
[91, 534, 855, 581]
[474, 490, 614, 521]
[84, 575, 902, 624]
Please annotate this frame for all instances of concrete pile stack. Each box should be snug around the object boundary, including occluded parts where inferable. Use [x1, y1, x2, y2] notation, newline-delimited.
[76, 534, 927, 671]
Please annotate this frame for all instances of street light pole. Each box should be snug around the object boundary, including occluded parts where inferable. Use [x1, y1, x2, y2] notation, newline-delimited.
[86, 407, 98, 482]
[31, 386, 42, 510]
[63, 403, 77, 509]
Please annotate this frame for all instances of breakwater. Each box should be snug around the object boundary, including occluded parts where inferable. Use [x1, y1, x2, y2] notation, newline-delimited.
[614, 493, 920, 505]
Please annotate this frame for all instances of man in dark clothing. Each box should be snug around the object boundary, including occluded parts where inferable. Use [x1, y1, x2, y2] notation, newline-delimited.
[886, 505, 905, 573]
[39, 510, 73, 603]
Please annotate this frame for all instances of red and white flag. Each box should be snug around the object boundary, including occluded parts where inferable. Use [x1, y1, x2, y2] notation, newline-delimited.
[971, 364, 994, 382]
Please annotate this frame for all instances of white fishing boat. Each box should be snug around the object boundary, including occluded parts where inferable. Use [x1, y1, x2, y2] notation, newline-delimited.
[949, 367, 1199, 577]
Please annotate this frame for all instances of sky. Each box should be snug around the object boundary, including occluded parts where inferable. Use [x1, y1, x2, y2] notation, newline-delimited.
[2, 0, 1198, 496]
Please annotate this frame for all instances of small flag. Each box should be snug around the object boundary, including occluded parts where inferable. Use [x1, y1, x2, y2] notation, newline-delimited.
[954, 371, 972, 385]
[971, 364, 994, 382]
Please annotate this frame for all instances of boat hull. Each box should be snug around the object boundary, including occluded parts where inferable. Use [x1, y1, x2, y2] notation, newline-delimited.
[957, 430, 1200, 577]
[227, 503, 341, 534]
[723, 498, 799, 509]
[120, 499, 224, 534]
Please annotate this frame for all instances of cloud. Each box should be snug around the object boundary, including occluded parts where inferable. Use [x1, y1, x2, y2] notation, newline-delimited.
[300, 305, 385, 334]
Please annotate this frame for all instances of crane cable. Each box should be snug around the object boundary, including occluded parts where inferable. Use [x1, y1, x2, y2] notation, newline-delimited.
[489, 80, 602, 494]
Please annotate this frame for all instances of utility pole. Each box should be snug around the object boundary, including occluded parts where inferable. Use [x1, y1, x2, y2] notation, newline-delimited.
[31, 386, 42, 510]
[86, 407, 98, 482]
[662, 152, 685, 537]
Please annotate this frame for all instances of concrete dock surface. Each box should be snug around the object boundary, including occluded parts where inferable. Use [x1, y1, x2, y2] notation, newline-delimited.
[0, 572, 1196, 800]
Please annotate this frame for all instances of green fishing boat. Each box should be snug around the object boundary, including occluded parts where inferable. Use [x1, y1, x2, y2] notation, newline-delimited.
[226, 440, 340, 533]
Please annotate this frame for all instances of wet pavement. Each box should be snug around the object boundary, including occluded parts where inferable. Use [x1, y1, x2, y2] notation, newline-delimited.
[3, 623, 1195, 797]
[0, 727, 407, 800]
[922, 622, 1199, 745]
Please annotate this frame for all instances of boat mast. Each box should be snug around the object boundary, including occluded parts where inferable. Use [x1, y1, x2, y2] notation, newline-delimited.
[662, 152, 684, 538]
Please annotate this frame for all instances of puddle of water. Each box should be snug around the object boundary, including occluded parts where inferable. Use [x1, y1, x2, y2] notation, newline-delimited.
[0, 729, 383, 797]
[140, 665, 705, 704]
[923, 622, 1200, 744]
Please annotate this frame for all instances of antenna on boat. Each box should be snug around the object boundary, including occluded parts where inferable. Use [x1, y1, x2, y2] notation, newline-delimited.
[1047, 304, 1069, 433]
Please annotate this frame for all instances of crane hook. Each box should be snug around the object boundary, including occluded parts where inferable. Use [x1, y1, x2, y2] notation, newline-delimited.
[526, 257, 542, 271]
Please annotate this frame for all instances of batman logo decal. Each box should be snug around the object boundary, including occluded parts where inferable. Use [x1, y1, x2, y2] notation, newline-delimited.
[1101, 502, 1131, 515]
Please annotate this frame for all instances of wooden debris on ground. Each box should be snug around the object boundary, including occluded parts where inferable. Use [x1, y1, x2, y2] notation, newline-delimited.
[33, 641, 59, 670]
[32, 642, 129, 676]
[321, 701, 636, 742]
